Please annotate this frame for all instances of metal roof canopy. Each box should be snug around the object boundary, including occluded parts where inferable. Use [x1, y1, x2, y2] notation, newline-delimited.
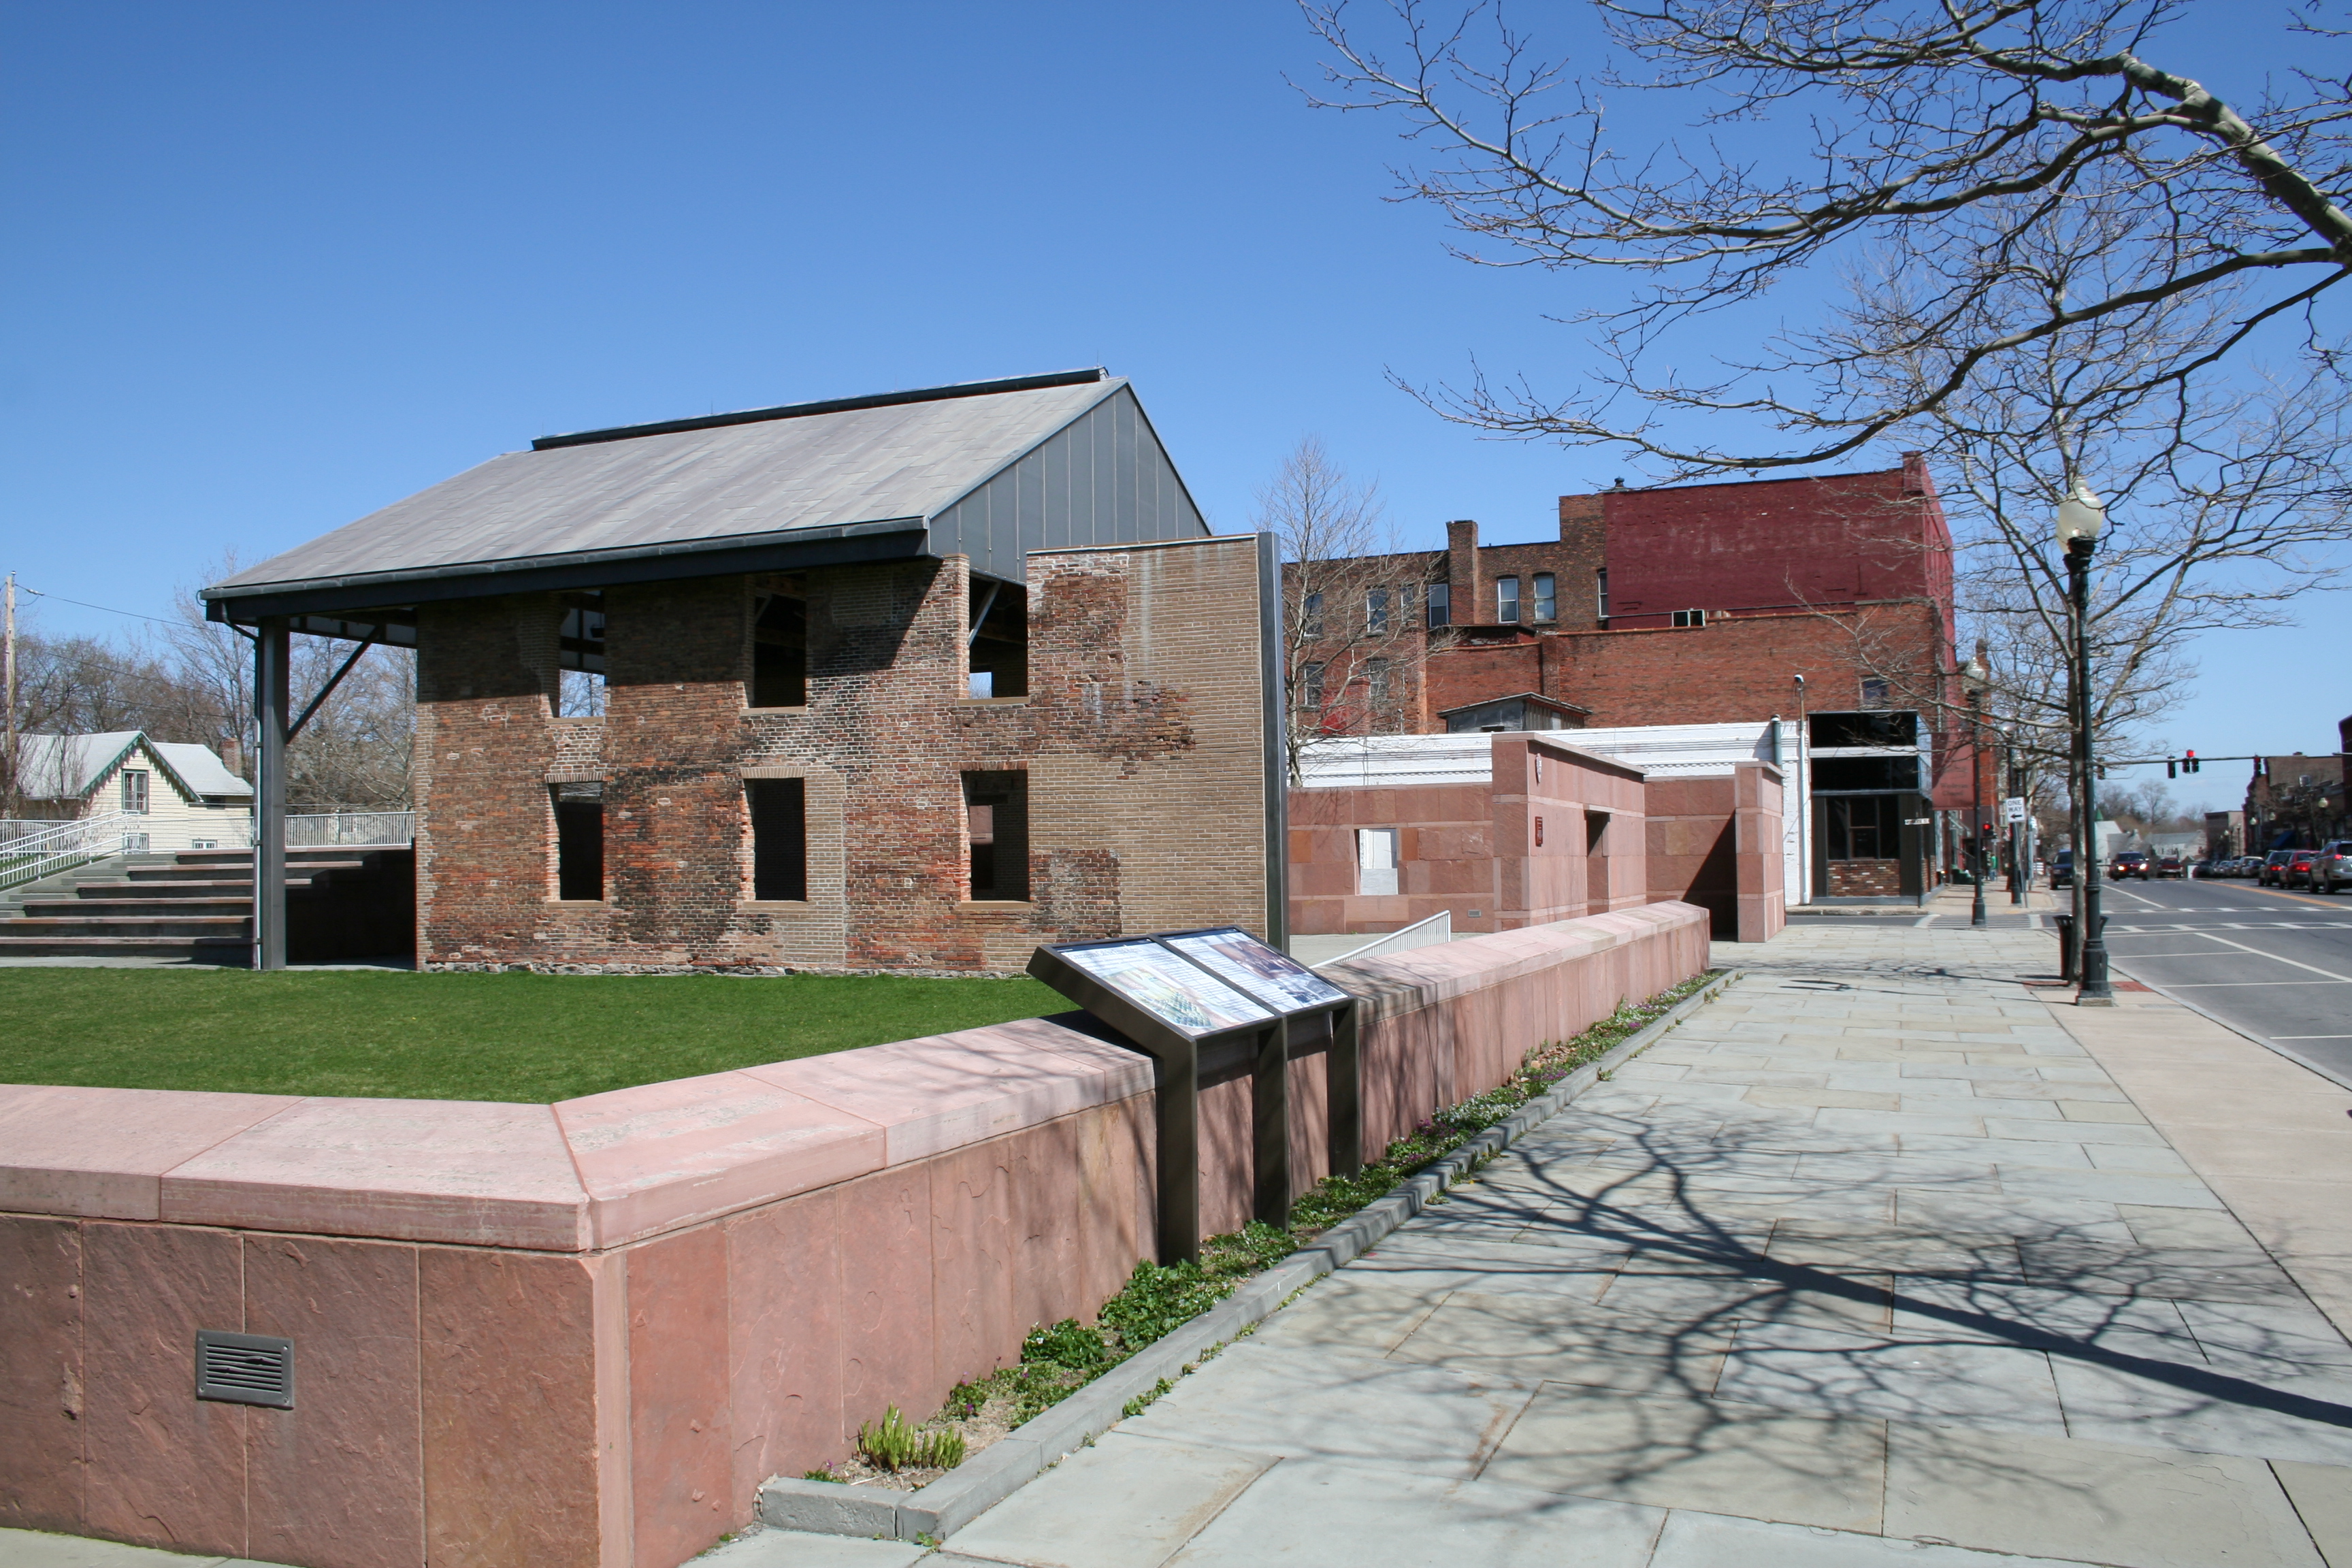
[201, 368, 1211, 632]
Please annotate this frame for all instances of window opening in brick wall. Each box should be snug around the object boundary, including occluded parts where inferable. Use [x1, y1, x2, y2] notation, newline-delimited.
[1426, 582, 1450, 628]
[1365, 588, 1390, 633]
[1496, 576, 1520, 623]
[1366, 657, 1392, 708]
[553, 783, 605, 901]
[557, 670, 607, 717]
[1671, 608, 1707, 628]
[967, 578, 1028, 700]
[557, 593, 608, 715]
[746, 777, 807, 901]
[1597, 568, 1610, 619]
[964, 771, 1029, 900]
[1357, 827, 1399, 896]
[1301, 591, 1324, 637]
[1301, 661, 1326, 709]
[120, 768, 149, 815]
[1533, 573, 1556, 622]
[1826, 795, 1899, 860]
[751, 587, 808, 708]
[1859, 677, 1891, 706]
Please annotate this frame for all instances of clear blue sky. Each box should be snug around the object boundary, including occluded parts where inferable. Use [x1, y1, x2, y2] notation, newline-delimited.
[5, 1, 2341, 813]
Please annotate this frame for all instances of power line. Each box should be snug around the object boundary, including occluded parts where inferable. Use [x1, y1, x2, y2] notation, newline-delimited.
[14, 583, 182, 628]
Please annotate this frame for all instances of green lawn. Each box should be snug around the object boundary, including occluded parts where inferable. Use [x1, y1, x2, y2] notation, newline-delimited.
[0, 968, 1065, 1102]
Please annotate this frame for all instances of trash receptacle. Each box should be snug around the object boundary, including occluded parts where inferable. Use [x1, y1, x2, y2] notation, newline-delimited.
[2052, 913, 2107, 982]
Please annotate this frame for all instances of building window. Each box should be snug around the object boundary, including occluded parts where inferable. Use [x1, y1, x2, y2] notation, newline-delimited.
[1426, 582, 1450, 628]
[964, 771, 1029, 900]
[1496, 577, 1520, 623]
[120, 769, 150, 815]
[1364, 587, 1390, 634]
[1301, 591, 1324, 637]
[1826, 795, 1900, 860]
[1356, 827, 1399, 895]
[1301, 662, 1326, 708]
[557, 670, 608, 717]
[1533, 573, 1556, 622]
[1366, 657, 1392, 707]
[967, 578, 1028, 700]
[751, 589, 808, 708]
[553, 783, 605, 901]
[1860, 677, 1890, 706]
[1671, 608, 1707, 628]
[1597, 568, 1609, 619]
[746, 777, 807, 901]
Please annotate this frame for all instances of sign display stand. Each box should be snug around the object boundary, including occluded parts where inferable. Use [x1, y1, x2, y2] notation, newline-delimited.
[1028, 927, 1360, 1264]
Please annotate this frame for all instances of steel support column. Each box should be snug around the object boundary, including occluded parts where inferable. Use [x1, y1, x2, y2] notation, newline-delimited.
[2068, 543, 2112, 1004]
[254, 617, 290, 971]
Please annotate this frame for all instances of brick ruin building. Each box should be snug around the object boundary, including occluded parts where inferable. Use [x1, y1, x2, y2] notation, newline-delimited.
[203, 370, 1283, 973]
[1287, 461, 1967, 904]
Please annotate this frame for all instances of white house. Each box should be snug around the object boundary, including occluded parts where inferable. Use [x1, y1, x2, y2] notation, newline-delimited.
[8, 732, 253, 852]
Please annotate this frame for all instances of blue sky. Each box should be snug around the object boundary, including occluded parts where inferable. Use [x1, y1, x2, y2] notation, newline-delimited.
[5, 1, 2342, 813]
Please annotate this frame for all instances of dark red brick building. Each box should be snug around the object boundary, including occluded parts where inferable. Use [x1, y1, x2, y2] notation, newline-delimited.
[206, 370, 1284, 973]
[1288, 459, 1966, 902]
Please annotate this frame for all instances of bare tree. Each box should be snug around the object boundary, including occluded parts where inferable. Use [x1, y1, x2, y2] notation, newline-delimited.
[1263, 438, 1443, 781]
[1300, 1, 2352, 472]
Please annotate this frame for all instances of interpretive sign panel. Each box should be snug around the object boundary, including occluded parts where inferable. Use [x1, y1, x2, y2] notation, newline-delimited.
[1057, 939, 1277, 1038]
[1163, 927, 1350, 1013]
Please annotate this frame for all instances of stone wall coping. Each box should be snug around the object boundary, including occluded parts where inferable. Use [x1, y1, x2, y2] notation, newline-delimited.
[0, 909, 1702, 1252]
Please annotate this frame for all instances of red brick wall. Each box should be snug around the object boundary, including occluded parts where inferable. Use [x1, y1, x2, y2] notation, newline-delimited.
[414, 538, 1271, 974]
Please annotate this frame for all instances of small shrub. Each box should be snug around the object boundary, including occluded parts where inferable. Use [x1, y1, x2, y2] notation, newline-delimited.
[1122, 1377, 1175, 1418]
[1024, 1318, 1113, 1372]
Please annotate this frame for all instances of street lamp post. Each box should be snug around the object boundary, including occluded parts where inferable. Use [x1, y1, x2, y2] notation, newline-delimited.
[2059, 484, 2114, 1005]
[2005, 725, 2025, 906]
[1961, 655, 1990, 930]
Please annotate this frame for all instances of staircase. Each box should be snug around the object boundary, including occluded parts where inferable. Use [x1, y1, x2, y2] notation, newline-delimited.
[0, 846, 412, 964]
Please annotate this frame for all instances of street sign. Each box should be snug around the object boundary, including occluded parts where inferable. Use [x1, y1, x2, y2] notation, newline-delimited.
[2004, 797, 2027, 823]
[1903, 817, 1933, 826]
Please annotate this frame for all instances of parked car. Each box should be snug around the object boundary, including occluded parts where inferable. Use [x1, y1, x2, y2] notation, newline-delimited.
[2314, 841, 2352, 895]
[2050, 850, 2074, 888]
[2155, 854, 2185, 879]
[2260, 850, 2295, 885]
[2284, 847, 2323, 888]
[2110, 851, 2151, 880]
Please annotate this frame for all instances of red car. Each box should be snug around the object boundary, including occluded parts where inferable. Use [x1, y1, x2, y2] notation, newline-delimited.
[2285, 849, 2321, 889]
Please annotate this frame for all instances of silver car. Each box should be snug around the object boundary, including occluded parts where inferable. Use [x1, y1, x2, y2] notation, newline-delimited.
[2315, 841, 2352, 895]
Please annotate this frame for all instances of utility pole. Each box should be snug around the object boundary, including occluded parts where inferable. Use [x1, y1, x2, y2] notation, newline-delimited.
[3, 572, 16, 822]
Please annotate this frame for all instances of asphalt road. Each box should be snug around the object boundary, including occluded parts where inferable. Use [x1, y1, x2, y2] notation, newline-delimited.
[2093, 872, 2352, 1085]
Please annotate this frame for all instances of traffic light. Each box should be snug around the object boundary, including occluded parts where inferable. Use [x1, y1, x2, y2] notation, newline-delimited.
[2167, 760, 2176, 778]
[2185, 750, 2200, 774]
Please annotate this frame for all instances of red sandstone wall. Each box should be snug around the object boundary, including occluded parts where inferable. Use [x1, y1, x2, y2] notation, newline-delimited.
[0, 906, 1706, 1568]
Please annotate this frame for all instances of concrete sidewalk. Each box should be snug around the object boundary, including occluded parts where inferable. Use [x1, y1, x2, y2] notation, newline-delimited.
[13, 921, 2351, 1568]
[725, 919, 2352, 1568]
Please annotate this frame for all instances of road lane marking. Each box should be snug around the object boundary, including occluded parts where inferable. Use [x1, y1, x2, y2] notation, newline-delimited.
[2274, 1034, 2352, 1040]
[2165, 930, 2352, 984]
[2163, 980, 2351, 987]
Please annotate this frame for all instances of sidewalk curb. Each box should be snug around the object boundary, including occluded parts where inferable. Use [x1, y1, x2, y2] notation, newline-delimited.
[757, 966, 1742, 1544]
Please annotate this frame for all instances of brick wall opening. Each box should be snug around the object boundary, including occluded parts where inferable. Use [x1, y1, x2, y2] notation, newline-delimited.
[750, 585, 808, 708]
[964, 770, 1029, 900]
[553, 783, 605, 901]
[747, 778, 807, 902]
[1586, 811, 1610, 916]
[967, 578, 1028, 699]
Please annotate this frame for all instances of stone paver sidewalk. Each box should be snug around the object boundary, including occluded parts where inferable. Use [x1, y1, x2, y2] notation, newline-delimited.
[726, 923, 2352, 1568]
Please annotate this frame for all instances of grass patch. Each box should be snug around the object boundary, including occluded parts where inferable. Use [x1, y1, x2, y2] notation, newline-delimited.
[0, 967, 1063, 1102]
[901, 970, 1724, 1462]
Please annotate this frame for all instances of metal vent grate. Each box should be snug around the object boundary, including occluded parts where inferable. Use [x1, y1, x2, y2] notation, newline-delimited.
[195, 1330, 294, 1409]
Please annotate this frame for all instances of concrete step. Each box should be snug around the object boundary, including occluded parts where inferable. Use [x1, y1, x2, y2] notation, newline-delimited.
[0, 934, 249, 960]
[69, 879, 319, 899]
[18, 896, 252, 919]
[3, 915, 251, 937]
[127, 860, 365, 883]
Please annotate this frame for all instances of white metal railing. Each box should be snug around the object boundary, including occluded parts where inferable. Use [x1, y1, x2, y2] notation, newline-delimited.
[283, 811, 414, 847]
[0, 813, 140, 892]
[1322, 909, 1454, 968]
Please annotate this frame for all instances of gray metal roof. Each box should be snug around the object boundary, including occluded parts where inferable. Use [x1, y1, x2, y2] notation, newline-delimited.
[205, 370, 1201, 617]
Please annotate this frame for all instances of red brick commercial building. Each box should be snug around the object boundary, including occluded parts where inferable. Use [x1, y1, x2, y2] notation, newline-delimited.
[1288, 459, 1965, 903]
[203, 370, 1284, 973]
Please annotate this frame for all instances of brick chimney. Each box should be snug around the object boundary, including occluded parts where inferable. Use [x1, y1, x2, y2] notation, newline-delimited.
[1901, 451, 1930, 495]
[1446, 520, 1484, 624]
[218, 736, 244, 779]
